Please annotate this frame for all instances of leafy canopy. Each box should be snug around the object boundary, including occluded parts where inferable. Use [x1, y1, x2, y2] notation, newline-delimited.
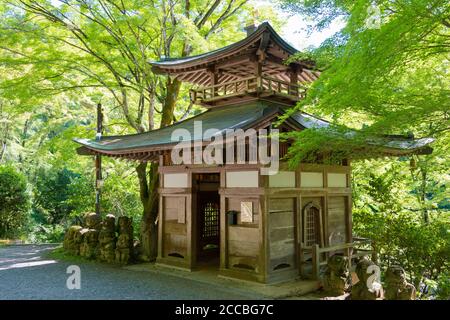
[281, 0, 449, 163]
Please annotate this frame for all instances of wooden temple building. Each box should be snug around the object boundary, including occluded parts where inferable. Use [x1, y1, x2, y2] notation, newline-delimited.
[75, 23, 433, 283]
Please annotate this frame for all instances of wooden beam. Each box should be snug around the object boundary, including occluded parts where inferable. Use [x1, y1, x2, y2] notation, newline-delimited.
[196, 73, 212, 87]
[289, 65, 299, 95]
[257, 31, 271, 61]
[180, 70, 203, 83]
[302, 69, 316, 82]
[215, 53, 253, 70]
[188, 71, 208, 84]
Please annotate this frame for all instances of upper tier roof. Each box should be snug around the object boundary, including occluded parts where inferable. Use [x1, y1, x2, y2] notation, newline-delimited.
[149, 22, 320, 88]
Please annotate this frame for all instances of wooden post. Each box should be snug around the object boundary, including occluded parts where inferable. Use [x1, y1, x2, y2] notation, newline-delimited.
[255, 61, 262, 93]
[299, 242, 304, 277]
[345, 245, 352, 271]
[95, 103, 103, 216]
[289, 65, 299, 96]
[312, 243, 320, 280]
[208, 66, 218, 97]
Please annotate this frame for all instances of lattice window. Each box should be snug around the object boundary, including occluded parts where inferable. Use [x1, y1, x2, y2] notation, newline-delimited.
[305, 207, 319, 246]
[202, 202, 219, 239]
[303, 202, 323, 247]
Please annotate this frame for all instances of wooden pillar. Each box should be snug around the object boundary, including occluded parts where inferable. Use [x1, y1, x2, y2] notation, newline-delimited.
[95, 103, 103, 215]
[219, 168, 227, 270]
[157, 172, 164, 260]
[288, 64, 299, 96]
[312, 244, 320, 280]
[208, 66, 218, 98]
[255, 60, 263, 92]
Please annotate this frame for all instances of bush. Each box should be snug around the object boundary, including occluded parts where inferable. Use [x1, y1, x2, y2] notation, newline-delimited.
[0, 165, 31, 238]
[27, 224, 65, 243]
[354, 208, 450, 286]
[352, 159, 450, 292]
[33, 168, 79, 224]
[420, 272, 450, 300]
[65, 168, 143, 237]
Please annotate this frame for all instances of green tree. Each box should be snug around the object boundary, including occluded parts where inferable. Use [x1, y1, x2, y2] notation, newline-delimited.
[33, 168, 79, 224]
[352, 159, 450, 287]
[0, 165, 31, 238]
[0, 0, 277, 259]
[280, 0, 449, 161]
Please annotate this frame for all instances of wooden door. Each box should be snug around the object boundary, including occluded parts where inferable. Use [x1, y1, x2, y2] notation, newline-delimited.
[198, 191, 220, 254]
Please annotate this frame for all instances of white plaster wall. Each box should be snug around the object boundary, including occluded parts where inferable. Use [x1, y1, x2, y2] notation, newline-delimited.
[327, 173, 347, 188]
[164, 173, 188, 188]
[226, 171, 259, 188]
[300, 172, 323, 188]
[269, 171, 296, 188]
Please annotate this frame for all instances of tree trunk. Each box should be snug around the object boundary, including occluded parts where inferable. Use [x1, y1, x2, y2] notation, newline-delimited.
[137, 75, 181, 261]
[161, 78, 182, 126]
[420, 167, 429, 224]
[136, 162, 159, 261]
[137, 77, 181, 260]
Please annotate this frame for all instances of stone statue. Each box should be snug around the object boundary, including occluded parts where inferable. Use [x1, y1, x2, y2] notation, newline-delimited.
[98, 214, 116, 263]
[73, 227, 88, 255]
[384, 265, 416, 300]
[63, 225, 82, 255]
[351, 259, 384, 300]
[322, 254, 352, 296]
[79, 228, 99, 259]
[115, 216, 133, 264]
[84, 212, 102, 230]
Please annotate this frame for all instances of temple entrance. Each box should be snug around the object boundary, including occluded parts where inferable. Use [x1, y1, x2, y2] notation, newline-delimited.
[193, 173, 221, 267]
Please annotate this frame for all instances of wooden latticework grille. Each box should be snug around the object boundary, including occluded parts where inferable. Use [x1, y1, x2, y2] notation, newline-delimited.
[202, 202, 219, 239]
[306, 208, 317, 246]
[304, 205, 321, 247]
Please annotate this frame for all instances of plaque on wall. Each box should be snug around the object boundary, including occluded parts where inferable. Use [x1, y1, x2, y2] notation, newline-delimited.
[241, 201, 253, 223]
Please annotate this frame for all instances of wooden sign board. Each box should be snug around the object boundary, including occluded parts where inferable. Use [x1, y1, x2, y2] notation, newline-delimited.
[241, 201, 253, 223]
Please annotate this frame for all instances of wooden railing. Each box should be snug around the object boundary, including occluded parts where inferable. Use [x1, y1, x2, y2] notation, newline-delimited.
[299, 237, 374, 280]
[190, 76, 306, 103]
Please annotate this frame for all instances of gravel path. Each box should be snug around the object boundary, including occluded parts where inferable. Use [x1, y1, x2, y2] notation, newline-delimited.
[0, 244, 261, 300]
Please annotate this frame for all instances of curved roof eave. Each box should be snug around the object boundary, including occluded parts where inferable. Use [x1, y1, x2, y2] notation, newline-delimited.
[149, 22, 301, 72]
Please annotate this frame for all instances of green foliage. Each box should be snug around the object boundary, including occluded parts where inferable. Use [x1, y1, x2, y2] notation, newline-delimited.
[0, 165, 31, 238]
[27, 224, 66, 244]
[65, 160, 144, 237]
[434, 273, 450, 300]
[282, 0, 449, 163]
[33, 168, 79, 224]
[352, 158, 449, 288]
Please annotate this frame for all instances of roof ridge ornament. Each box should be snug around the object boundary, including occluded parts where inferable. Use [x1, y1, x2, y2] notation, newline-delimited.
[244, 23, 257, 36]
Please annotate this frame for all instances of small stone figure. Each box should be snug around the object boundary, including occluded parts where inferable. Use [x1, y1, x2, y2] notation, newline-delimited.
[98, 214, 116, 263]
[79, 228, 99, 259]
[73, 228, 88, 255]
[322, 254, 352, 296]
[63, 225, 82, 255]
[351, 259, 384, 300]
[84, 212, 102, 230]
[115, 216, 133, 264]
[384, 265, 416, 300]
